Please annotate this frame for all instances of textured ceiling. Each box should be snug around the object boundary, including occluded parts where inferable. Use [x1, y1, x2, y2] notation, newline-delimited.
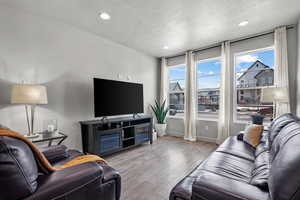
[0, 0, 300, 57]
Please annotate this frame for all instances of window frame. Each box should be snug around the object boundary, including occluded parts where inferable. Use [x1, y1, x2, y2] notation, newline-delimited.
[196, 56, 221, 122]
[233, 46, 275, 124]
[167, 64, 186, 119]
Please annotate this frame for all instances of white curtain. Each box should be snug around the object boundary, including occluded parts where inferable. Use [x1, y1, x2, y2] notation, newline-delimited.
[184, 51, 197, 141]
[274, 26, 290, 117]
[217, 41, 231, 144]
[160, 57, 168, 104]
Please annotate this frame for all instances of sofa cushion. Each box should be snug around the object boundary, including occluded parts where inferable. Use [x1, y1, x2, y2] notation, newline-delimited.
[193, 150, 254, 183]
[51, 149, 120, 185]
[170, 136, 263, 200]
[268, 120, 300, 200]
[268, 113, 299, 144]
[250, 143, 270, 190]
[192, 171, 269, 200]
[216, 136, 255, 161]
[0, 135, 38, 200]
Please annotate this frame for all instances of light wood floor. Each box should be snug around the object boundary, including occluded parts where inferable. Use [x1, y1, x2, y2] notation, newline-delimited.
[104, 136, 217, 200]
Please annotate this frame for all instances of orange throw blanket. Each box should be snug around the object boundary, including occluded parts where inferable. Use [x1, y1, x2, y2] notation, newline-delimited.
[0, 129, 106, 174]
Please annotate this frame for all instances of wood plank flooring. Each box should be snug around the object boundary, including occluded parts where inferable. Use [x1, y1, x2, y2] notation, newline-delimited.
[104, 136, 217, 200]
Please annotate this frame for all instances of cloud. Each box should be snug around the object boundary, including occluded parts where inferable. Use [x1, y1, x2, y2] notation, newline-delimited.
[208, 71, 214, 75]
[214, 61, 221, 65]
[236, 55, 260, 64]
[171, 67, 185, 72]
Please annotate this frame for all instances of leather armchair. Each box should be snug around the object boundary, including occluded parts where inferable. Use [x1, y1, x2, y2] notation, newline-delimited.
[0, 136, 121, 200]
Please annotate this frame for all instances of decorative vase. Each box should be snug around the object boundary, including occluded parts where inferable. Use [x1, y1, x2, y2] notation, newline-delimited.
[155, 123, 167, 137]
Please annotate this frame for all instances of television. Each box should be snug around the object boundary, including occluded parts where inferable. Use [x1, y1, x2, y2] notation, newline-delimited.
[94, 78, 144, 117]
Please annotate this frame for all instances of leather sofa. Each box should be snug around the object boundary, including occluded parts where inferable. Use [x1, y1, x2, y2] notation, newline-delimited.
[0, 136, 121, 200]
[170, 113, 300, 200]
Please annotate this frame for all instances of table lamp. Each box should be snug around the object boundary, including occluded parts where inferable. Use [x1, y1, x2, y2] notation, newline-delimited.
[261, 87, 289, 119]
[11, 84, 48, 138]
[261, 87, 289, 103]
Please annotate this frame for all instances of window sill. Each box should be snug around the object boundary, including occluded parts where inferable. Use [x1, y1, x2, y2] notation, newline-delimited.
[234, 120, 271, 126]
[167, 116, 219, 122]
[197, 118, 218, 122]
[167, 116, 184, 120]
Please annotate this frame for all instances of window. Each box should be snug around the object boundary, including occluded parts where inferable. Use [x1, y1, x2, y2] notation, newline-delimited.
[168, 65, 186, 117]
[196, 58, 221, 119]
[234, 48, 275, 122]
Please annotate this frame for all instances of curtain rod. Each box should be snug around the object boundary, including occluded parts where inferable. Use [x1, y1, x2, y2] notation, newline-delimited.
[164, 24, 296, 59]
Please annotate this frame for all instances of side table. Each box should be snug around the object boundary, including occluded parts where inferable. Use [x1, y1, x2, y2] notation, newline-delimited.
[29, 131, 68, 147]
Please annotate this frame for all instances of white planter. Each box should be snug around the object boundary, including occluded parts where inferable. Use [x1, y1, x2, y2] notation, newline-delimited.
[155, 123, 167, 137]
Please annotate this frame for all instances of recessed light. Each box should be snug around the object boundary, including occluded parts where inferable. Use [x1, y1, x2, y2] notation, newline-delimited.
[238, 21, 249, 27]
[99, 12, 111, 20]
[163, 46, 169, 50]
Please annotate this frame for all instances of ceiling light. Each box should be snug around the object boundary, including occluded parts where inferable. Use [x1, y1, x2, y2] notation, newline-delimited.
[238, 21, 249, 27]
[163, 46, 169, 50]
[99, 12, 111, 20]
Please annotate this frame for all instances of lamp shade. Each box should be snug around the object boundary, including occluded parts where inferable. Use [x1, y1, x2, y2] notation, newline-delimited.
[11, 84, 48, 105]
[261, 87, 289, 103]
[261, 87, 275, 103]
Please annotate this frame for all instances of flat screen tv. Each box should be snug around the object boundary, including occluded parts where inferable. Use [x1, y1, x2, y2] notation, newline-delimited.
[94, 78, 144, 117]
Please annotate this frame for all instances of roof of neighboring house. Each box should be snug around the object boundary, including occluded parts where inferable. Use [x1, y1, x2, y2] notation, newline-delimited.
[237, 60, 270, 81]
[170, 82, 183, 91]
[254, 68, 274, 78]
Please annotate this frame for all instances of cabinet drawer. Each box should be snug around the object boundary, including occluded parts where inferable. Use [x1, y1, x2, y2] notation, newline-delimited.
[136, 132, 149, 144]
[100, 133, 121, 153]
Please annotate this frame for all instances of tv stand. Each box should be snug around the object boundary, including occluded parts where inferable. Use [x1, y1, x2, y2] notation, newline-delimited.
[99, 116, 109, 122]
[80, 115, 153, 156]
[133, 113, 142, 119]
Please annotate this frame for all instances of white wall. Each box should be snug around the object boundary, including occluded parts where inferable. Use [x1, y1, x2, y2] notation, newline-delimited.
[0, 6, 159, 150]
[167, 26, 299, 141]
[297, 19, 300, 116]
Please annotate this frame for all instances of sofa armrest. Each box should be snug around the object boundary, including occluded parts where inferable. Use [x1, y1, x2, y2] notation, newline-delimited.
[192, 172, 269, 200]
[39, 145, 69, 163]
[25, 162, 104, 200]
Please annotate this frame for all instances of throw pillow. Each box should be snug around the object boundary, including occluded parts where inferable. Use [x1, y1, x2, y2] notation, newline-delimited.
[243, 124, 264, 148]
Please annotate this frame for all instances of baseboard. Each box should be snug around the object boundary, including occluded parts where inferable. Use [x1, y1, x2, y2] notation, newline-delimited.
[166, 130, 184, 137]
[196, 136, 217, 143]
[166, 130, 217, 143]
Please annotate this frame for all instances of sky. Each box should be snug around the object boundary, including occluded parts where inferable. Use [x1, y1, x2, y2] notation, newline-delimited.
[169, 49, 274, 89]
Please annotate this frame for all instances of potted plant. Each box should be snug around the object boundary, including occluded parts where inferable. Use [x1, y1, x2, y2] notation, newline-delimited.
[151, 100, 169, 137]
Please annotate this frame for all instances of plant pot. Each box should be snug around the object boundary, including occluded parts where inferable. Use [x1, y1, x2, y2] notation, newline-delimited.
[155, 123, 167, 137]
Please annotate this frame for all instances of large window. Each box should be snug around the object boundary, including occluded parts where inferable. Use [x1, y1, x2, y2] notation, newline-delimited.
[168, 65, 186, 117]
[196, 58, 221, 120]
[234, 48, 275, 122]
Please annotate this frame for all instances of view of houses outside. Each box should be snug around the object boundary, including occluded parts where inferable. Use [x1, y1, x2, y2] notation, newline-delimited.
[235, 49, 275, 121]
[168, 66, 185, 117]
[196, 59, 221, 119]
[168, 49, 274, 121]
